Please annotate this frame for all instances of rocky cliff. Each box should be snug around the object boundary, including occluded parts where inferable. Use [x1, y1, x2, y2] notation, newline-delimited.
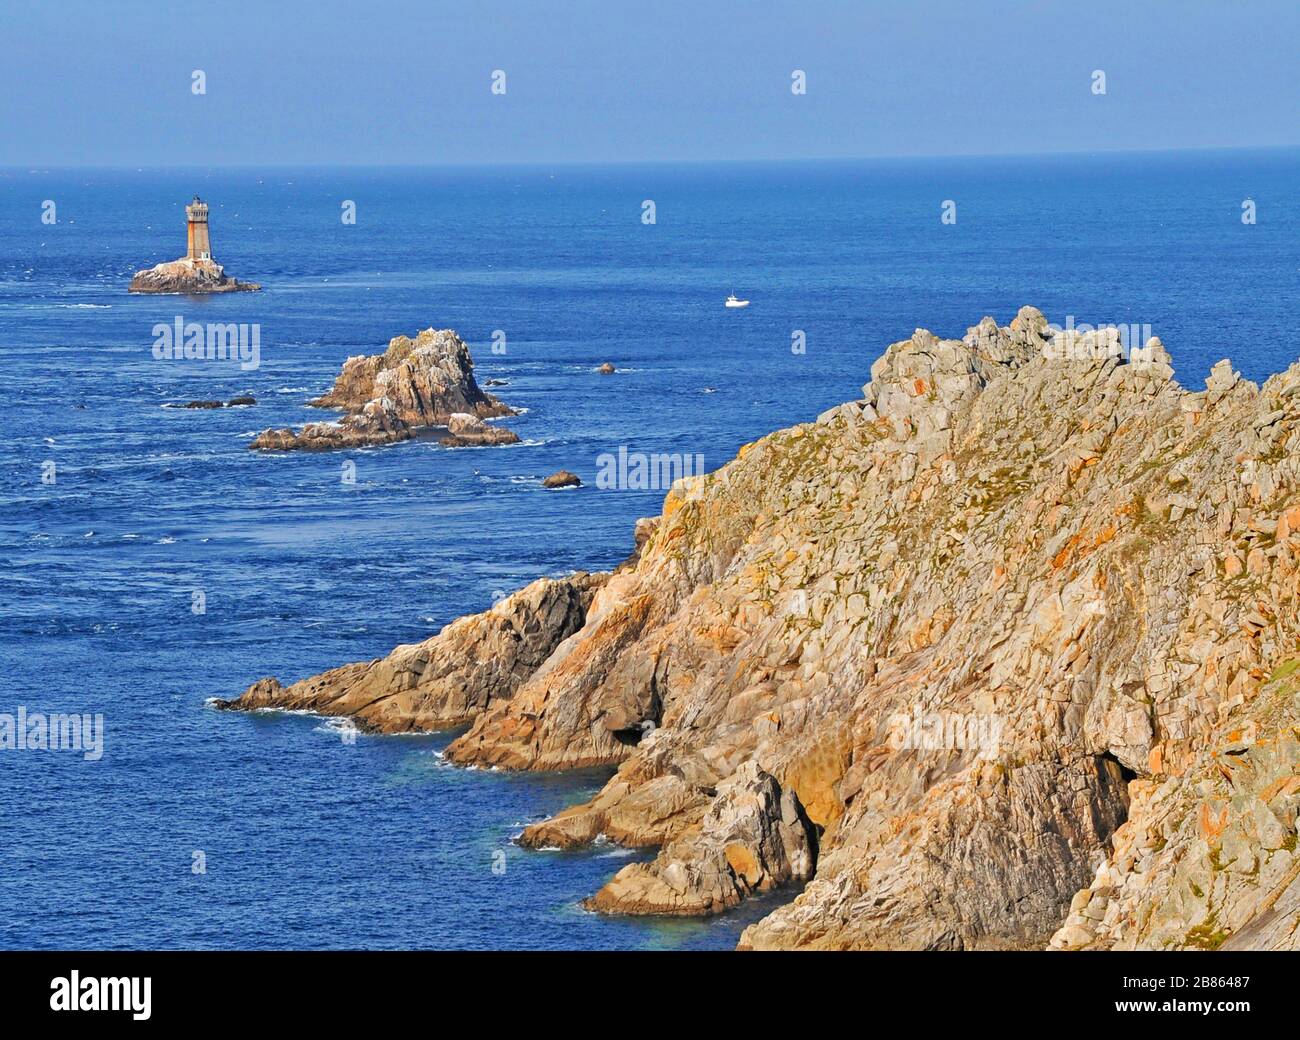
[250, 328, 517, 450]
[128, 258, 260, 294]
[222, 307, 1300, 950]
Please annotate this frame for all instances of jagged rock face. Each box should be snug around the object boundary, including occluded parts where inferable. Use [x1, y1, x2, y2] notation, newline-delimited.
[1051, 665, 1300, 951]
[223, 306, 1300, 949]
[442, 563, 687, 771]
[585, 762, 817, 915]
[312, 330, 512, 423]
[250, 328, 515, 451]
[128, 258, 260, 294]
[444, 305, 1300, 949]
[216, 575, 603, 731]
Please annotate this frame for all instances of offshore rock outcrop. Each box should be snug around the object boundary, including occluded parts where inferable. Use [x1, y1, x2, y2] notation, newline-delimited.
[224, 307, 1300, 950]
[128, 258, 260, 294]
[176, 396, 256, 409]
[438, 412, 519, 447]
[543, 470, 582, 489]
[250, 328, 516, 451]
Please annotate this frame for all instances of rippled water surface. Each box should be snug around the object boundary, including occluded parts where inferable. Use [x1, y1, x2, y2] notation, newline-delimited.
[1, 154, 1296, 948]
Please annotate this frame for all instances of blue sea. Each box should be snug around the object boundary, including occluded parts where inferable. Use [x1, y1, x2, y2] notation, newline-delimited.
[1, 151, 1297, 949]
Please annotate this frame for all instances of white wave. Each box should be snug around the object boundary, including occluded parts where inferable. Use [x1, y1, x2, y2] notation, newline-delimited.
[314, 717, 362, 738]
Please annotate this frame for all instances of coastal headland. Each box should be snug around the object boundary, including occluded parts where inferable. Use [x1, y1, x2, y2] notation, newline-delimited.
[220, 307, 1300, 950]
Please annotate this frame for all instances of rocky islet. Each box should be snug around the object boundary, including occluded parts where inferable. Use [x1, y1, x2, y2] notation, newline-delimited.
[128, 257, 260, 294]
[249, 328, 517, 451]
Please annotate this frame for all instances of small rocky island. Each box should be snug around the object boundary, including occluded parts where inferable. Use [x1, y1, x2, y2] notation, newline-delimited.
[250, 328, 517, 451]
[129, 197, 260, 294]
[543, 470, 582, 488]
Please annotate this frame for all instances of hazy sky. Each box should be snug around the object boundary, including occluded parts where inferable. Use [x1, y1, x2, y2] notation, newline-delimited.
[4, 0, 1297, 165]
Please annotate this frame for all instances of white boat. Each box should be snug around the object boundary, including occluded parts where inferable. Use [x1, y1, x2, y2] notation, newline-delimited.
[725, 294, 750, 308]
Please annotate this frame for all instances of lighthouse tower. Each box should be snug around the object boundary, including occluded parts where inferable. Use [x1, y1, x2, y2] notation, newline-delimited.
[128, 195, 258, 292]
[185, 196, 212, 263]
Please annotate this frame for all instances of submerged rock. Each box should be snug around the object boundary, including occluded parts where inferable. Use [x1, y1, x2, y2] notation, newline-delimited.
[250, 328, 515, 451]
[179, 395, 256, 409]
[225, 307, 1300, 950]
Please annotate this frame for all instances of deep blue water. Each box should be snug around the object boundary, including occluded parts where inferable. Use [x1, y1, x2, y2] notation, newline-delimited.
[1, 152, 1297, 949]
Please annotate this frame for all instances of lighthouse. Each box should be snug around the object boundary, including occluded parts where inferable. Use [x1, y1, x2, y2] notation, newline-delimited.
[185, 196, 212, 262]
[127, 196, 260, 293]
